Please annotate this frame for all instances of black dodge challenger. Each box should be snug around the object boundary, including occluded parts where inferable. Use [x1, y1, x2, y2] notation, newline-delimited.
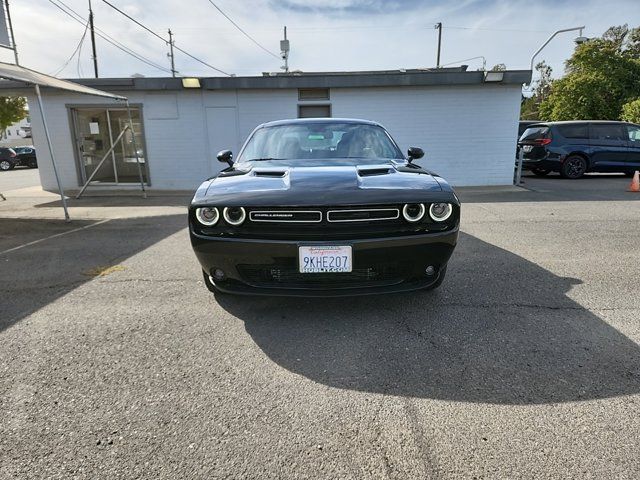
[189, 118, 460, 296]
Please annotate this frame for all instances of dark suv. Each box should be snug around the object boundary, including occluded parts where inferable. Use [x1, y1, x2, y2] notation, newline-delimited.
[518, 121, 640, 179]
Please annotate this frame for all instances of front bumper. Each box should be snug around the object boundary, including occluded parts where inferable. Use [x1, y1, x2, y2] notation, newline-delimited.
[190, 228, 458, 296]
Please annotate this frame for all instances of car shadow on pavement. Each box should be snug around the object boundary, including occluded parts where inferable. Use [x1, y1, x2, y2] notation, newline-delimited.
[0, 215, 186, 333]
[217, 232, 640, 405]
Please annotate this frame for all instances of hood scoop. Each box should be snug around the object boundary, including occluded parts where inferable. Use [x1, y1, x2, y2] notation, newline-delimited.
[357, 166, 394, 177]
[253, 169, 287, 178]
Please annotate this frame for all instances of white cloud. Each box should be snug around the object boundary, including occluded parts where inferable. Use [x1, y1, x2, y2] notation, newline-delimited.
[2, 0, 638, 79]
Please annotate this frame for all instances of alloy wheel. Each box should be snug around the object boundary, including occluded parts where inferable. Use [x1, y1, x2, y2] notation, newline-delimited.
[0, 160, 11, 171]
[563, 156, 587, 179]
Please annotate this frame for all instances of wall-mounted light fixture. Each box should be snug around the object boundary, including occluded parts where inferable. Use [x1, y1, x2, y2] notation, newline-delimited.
[182, 78, 201, 88]
[484, 71, 504, 82]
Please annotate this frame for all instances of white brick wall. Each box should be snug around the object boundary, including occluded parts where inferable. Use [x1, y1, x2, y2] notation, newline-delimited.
[331, 85, 522, 186]
[27, 83, 521, 192]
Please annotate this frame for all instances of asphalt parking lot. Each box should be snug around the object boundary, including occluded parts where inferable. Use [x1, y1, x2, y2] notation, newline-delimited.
[1, 170, 639, 479]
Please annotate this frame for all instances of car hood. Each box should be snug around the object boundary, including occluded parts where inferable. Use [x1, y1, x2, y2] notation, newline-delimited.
[193, 163, 455, 207]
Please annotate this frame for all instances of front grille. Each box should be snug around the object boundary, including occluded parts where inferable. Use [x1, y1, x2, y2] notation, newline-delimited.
[249, 210, 322, 223]
[237, 263, 404, 289]
[327, 208, 399, 222]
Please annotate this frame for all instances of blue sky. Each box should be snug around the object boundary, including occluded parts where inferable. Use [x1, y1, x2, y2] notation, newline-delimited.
[4, 0, 639, 80]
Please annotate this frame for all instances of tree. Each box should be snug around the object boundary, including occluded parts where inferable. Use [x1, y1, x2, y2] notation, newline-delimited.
[539, 25, 640, 121]
[0, 96, 27, 135]
[520, 61, 553, 120]
[490, 63, 506, 71]
[621, 98, 640, 123]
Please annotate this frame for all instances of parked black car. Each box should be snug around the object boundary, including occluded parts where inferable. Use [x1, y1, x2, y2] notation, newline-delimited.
[189, 118, 460, 296]
[518, 120, 640, 178]
[13, 146, 37, 168]
[0, 147, 18, 171]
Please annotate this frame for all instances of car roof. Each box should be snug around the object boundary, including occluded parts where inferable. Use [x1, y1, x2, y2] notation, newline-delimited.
[259, 118, 383, 128]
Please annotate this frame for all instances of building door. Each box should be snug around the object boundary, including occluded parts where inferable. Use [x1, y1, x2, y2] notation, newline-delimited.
[72, 107, 147, 185]
[206, 107, 239, 172]
[73, 108, 116, 183]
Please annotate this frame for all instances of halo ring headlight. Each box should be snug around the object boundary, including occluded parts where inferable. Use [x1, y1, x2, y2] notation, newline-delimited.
[429, 203, 453, 222]
[402, 203, 426, 223]
[195, 207, 219, 226]
[223, 206, 246, 226]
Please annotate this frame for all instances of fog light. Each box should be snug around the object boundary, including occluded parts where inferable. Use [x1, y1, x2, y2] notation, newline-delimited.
[212, 268, 225, 280]
[425, 265, 435, 276]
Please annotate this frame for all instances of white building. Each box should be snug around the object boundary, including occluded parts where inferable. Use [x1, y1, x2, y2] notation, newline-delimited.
[0, 67, 530, 192]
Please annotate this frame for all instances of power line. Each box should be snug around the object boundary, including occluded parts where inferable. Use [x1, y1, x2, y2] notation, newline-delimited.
[50, 0, 170, 73]
[445, 26, 549, 33]
[97, 0, 231, 75]
[99, 0, 167, 42]
[49, 19, 89, 76]
[77, 23, 86, 77]
[169, 24, 550, 34]
[48, 0, 173, 74]
[171, 44, 230, 76]
[205, 0, 279, 59]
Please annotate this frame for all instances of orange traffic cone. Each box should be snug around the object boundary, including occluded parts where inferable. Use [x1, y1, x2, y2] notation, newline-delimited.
[628, 171, 640, 193]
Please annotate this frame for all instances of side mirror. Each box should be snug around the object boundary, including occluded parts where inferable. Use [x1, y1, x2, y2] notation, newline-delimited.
[407, 147, 424, 162]
[217, 149, 234, 167]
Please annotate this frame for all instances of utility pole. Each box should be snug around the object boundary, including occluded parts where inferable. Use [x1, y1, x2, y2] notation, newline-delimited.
[4, 0, 18, 65]
[280, 26, 289, 73]
[168, 29, 176, 77]
[88, 0, 98, 77]
[435, 22, 442, 68]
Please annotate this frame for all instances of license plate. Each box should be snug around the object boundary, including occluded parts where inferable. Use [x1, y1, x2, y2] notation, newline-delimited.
[522, 145, 533, 152]
[299, 246, 352, 273]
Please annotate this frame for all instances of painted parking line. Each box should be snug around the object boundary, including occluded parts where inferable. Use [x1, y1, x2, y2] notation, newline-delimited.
[0, 219, 110, 255]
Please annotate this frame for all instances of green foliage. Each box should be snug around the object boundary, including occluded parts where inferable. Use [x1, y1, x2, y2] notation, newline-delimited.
[0, 96, 27, 133]
[490, 63, 507, 71]
[539, 25, 640, 121]
[520, 62, 553, 120]
[621, 98, 640, 123]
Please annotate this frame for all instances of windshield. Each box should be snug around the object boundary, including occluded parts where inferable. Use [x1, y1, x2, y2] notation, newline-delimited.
[237, 122, 404, 163]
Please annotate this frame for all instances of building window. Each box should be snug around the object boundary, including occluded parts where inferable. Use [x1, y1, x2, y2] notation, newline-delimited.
[298, 88, 329, 101]
[298, 104, 331, 118]
[70, 106, 148, 185]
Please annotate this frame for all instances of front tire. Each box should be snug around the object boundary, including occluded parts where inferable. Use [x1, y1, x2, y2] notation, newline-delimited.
[531, 168, 551, 177]
[423, 265, 447, 291]
[560, 155, 587, 179]
[0, 159, 13, 171]
[28, 160, 38, 168]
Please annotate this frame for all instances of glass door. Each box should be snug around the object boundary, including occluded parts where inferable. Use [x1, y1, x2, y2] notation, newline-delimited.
[107, 109, 147, 184]
[74, 108, 116, 183]
[72, 107, 147, 185]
